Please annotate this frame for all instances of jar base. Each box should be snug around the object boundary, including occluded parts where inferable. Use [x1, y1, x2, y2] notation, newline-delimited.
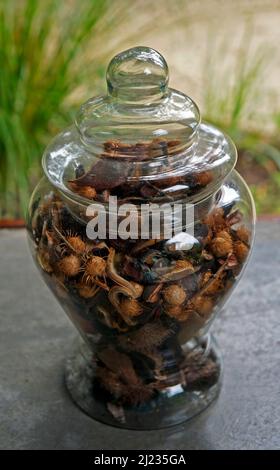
[65, 335, 222, 430]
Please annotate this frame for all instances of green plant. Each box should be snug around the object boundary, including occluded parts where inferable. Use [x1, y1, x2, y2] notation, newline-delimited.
[203, 30, 267, 134]
[0, 0, 116, 219]
[201, 31, 280, 214]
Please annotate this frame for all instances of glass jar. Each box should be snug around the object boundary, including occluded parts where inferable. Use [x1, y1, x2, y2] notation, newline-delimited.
[27, 47, 255, 429]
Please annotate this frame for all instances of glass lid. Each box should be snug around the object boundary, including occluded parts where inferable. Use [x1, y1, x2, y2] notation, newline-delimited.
[43, 46, 237, 205]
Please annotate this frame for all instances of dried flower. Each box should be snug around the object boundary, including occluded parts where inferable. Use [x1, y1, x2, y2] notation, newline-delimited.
[66, 236, 86, 254]
[234, 241, 249, 263]
[204, 207, 225, 232]
[77, 283, 99, 299]
[236, 225, 250, 244]
[163, 284, 186, 306]
[85, 256, 106, 277]
[120, 298, 143, 317]
[57, 254, 81, 277]
[210, 231, 233, 257]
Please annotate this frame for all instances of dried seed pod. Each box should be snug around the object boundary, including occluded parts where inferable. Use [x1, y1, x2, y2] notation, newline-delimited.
[216, 230, 232, 242]
[203, 276, 225, 296]
[236, 225, 250, 244]
[67, 236, 86, 254]
[85, 256, 106, 277]
[195, 171, 213, 187]
[120, 298, 143, 317]
[165, 304, 192, 322]
[234, 241, 249, 263]
[190, 295, 214, 317]
[143, 283, 163, 303]
[68, 182, 97, 199]
[118, 320, 174, 354]
[210, 231, 233, 258]
[160, 259, 195, 282]
[204, 207, 225, 232]
[199, 270, 212, 287]
[163, 284, 186, 306]
[77, 283, 99, 299]
[57, 254, 81, 277]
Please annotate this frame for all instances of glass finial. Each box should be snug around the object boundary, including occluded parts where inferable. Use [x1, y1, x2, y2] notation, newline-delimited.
[106, 46, 169, 103]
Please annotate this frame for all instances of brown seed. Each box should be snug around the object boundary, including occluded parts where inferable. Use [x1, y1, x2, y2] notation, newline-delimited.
[85, 256, 106, 277]
[121, 298, 143, 317]
[211, 231, 233, 258]
[58, 254, 81, 277]
[163, 284, 187, 306]
[191, 295, 214, 317]
[234, 241, 249, 263]
[67, 236, 86, 253]
[236, 225, 250, 243]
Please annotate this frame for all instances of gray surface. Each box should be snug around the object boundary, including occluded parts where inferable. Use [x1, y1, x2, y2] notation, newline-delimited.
[0, 221, 279, 450]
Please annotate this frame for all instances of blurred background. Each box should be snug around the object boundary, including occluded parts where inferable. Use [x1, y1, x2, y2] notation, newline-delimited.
[1, 0, 280, 223]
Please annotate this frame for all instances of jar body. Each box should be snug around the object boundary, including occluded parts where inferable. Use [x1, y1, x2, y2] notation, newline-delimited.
[27, 170, 255, 428]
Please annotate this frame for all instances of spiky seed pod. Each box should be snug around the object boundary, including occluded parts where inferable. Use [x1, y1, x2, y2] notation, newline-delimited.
[204, 208, 225, 232]
[190, 295, 214, 317]
[57, 254, 81, 277]
[129, 281, 144, 298]
[210, 231, 233, 258]
[236, 225, 250, 244]
[120, 298, 143, 317]
[234, 241, 249, 263]
[77, 283, 98, 299]
[163, 284, 186, 306]
[216, 230, 232, 242]
[85, 256, 106, 277]
[67, 236, 86, 254]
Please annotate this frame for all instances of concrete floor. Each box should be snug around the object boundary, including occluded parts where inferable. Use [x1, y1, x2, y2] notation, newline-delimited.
[0, 221, 279, 450]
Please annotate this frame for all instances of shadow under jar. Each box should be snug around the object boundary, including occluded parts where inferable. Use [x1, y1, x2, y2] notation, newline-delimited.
[27, 47, 255, 429]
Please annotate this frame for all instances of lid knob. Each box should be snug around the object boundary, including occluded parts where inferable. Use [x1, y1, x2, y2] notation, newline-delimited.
[106, 46, 169, 103]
